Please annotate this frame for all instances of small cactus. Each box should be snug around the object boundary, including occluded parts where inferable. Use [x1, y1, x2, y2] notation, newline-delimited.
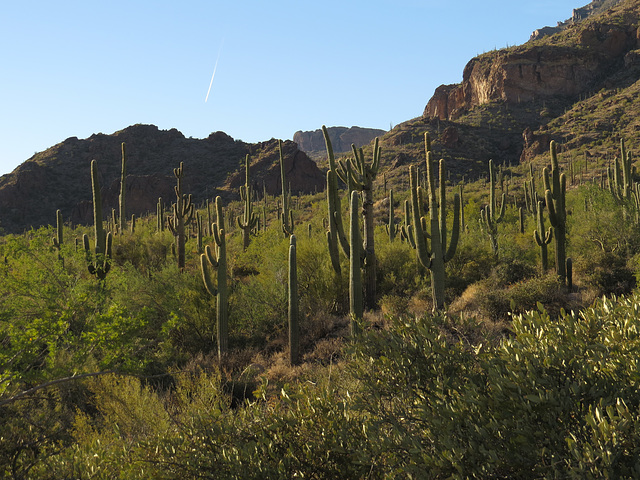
[167, 162, 195, 270]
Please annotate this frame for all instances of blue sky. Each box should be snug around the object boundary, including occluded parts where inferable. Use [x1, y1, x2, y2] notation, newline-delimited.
[1, 0, 581, 175]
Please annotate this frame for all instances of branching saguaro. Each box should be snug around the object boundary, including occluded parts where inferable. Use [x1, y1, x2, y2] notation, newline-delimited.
[83, 160, 112, 280]
[480, 159, 505, 255]
[237, 154, 258, 250]
[544, 140, 568, 283]
[200, 196, 228, 362]
[410, 133, 461, 312]
[167, 162, 194, 270]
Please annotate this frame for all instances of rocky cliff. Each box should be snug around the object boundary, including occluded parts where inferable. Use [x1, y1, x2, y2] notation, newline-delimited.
[424, 0, 640, 121]
[293, 126, 386, 153]
[0, 125, 324, 233]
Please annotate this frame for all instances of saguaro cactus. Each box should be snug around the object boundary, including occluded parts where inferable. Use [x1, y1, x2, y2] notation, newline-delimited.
[157, 197, 164, 232]
[200, 196, 228, 361]
[533, 200, 553, 272]
[119, 142, 127, 233]
[608, 138, 634, 200]
[324, 126, 350, 276]
[410, 133, 461, 312]
[167, 162, 194, 270]
[385, 189, 398, 242]
[288, 235, 299, 365]
[480, 159, 505, 255]
[349, 190, 363, 334]
[337, 137, 381, 309]
[52, 209, 63, 250]
[83, 160, 112, 280]
[237, 154, 258, 250]
[279, 141, 294, 236]
[544, 140, 568, 283]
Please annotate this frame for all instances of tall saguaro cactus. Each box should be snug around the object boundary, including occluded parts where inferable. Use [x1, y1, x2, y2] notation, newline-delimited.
[83, 160, 113, 280]
[119, 142, 127, 233]
[237, 154, 258, 250]
[544, 140, 568, 283]
[288, 235, 300, 365]
[385, 189, 398, 242]
[200, 196, 228, 361]
[336, 137, 381, 309]
[608, 138, 634, 200]
[324, 126, 350, 276]
[349, 190, 363, 334]
[279, 141, 294, 236]
[480, 159, 505, 255]
[167, 162, 194, 270]
[410, 133, 461, 312]
[533, 200, 553, 272]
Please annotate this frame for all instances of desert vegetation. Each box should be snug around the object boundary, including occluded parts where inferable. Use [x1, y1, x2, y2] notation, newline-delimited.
[2, 125, 640, 478]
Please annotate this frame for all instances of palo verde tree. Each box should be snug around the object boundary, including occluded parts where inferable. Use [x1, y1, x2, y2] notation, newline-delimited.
[410, 133, 461, 312]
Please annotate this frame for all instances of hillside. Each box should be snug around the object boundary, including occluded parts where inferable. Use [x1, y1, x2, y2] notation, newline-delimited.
[0, 125, 324, 234]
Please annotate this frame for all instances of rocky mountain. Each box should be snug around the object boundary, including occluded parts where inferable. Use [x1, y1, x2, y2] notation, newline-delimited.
[376, 0, 640, 187]
[293, 126, 386, 154]
[424, 1, 640, 122]
[0, 125, 324, 234]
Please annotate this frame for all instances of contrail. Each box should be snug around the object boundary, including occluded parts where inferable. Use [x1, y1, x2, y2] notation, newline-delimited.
[205, 40, 224, 103]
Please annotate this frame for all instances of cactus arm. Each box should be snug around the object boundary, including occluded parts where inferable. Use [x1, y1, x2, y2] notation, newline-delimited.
[200, 253, 217, 297]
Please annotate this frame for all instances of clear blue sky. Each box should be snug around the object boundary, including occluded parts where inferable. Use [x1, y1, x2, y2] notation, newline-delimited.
[1, 0, 582, 176]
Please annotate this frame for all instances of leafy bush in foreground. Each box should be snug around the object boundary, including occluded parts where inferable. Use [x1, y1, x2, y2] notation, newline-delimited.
[25, 292, 640, 479]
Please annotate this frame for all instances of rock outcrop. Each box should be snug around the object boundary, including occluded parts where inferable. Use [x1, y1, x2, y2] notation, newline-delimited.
[293, 126, 386, 153]
[424, 0, 638, 121]
[0, 125, 324, 233]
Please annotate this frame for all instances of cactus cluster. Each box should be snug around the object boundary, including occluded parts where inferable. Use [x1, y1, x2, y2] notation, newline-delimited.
[323, 124, 380, 310]
[480, 159, 505, 255]
[410, 133, 461, 312]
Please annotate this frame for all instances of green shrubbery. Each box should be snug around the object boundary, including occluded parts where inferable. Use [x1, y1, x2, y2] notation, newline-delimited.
[11, 293, 640, 479]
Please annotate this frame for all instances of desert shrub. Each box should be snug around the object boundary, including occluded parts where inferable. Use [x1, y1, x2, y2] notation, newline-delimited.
[578, 250, 636, 297]
[375, 230, 421, 297]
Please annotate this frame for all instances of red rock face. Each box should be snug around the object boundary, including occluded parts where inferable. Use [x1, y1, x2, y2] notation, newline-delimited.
[423, 25, 639, 121]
